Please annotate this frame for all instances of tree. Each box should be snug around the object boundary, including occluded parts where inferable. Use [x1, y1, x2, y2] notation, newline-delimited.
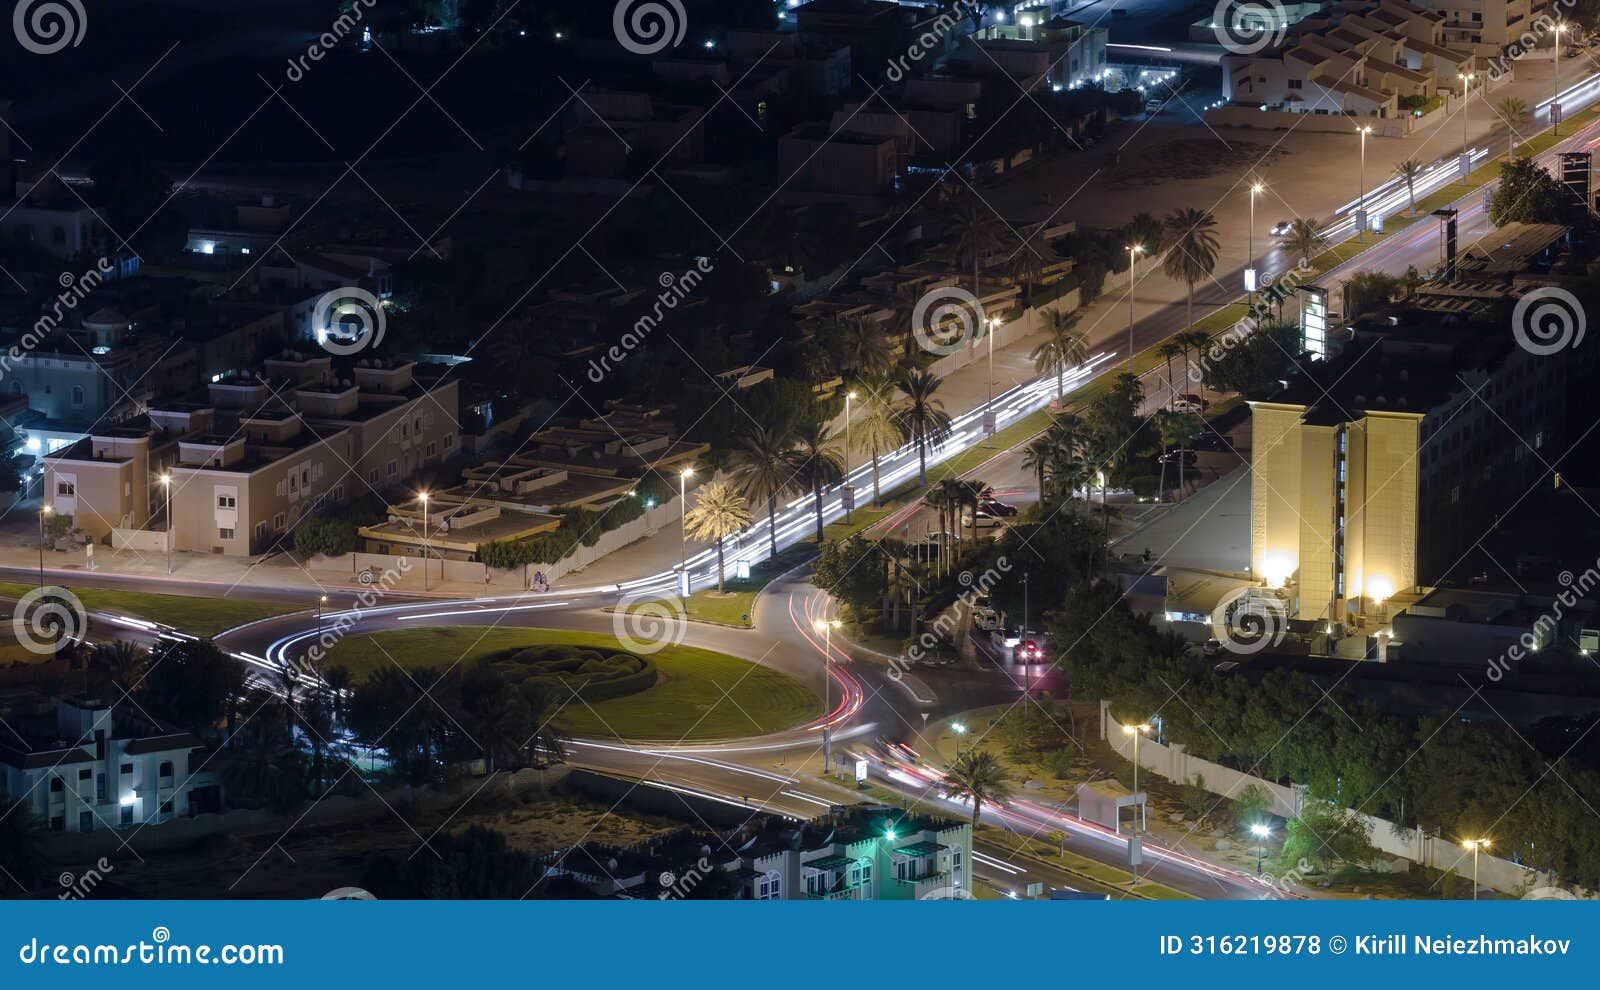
[951, 199, 1004, 306]
[1022, 435, 1055, 502]
[896, 368, 953, 486]
[1158, 340, 1184, 409]
[730, 423, 800, 557]
[294, 516, 358, 557]
[1344, 270, 1403, 320]
[789, 420, 844, 543]
[683, 480, 753, 592]
[828, 316, 893, 378]
[855, 371, 907, 506]
[1394, 159, 1422, 215]
[1279, 799, 1377, 874]
[0, 807, 44, 894]
[1030, 307, 1088, 401]
[139, 639, 237, 739]
[1488, 155, 1564, 226]
[1086, 371, 1144, 478]
[92, 640, 148, 696]
[1495, 96, 1529, 154]
[944, 750, 1013, 825]
[1201, 320, 1304, 398]
[1160, 208, 1221, 340]
[1277, 218, 1328, 268]
[1008, 223, 1054, 309]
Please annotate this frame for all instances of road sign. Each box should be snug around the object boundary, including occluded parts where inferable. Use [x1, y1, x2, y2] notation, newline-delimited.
[841, 484, 855, 512]
[1553, 101, 1563, 125]
[1353, 208, 1367, 233]
[1458, 153, 1472, 182]
[1243, 267, 1257, 292]
[1128, 834, 1143, 867]
[982, 410, 996, 434]
[854, 759, 868, 784]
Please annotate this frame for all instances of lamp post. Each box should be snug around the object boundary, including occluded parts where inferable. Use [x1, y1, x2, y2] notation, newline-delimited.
[1462, 838, 1490, 900]
[1357, 125, 1373, 242]
[418, 491, 430, 592]
[986, 316, 999, 447]
[1247, 181, 1263, 293]
[679, 467, 694, 601]
[1554, 22, 1566, 135]
[160, 473, 173, 574]
[1126, 244, 1144, 372]
[815, 618, 840, 775]
[1251, 823, 1270, 875]
[844, 390, 855, 523]
[952, 721, 967, 757]
[1022, 570, 1031, 698]
[319, 594, 327, 636]
[1458, 72, 1474, 151]
[37, 504, 51, 591]
[1121, 722, 1150, 830]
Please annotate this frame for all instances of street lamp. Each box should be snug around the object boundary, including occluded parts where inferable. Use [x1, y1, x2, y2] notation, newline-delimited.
[1247, 181, 1264, 293]
[1126, 244, 1144, 372]
[814, 618, 841, 775]
[1462, 838, 1490, 900]
[37, 504, 51, 591]
[319, 594, 328, 635]
[1554, 22, 1566, 135]
[952, 721, 967, 757]
[1121, 722, 1150, 831]
[844, 390, 856, 523]
[679, 467, 694, 601]
[1251, 823, 1270, 875]
[986, 316, 1000, 447]
[418, 491, 430, 592]
[1458, 72, 1474, 152]
[1356, 125, 1373, 242]
[160, 473, 173, 574]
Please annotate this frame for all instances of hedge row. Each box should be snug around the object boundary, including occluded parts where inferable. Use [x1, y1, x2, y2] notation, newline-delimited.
[485, 644, 659, 704]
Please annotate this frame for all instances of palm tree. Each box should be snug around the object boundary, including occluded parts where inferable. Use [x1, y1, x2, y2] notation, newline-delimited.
[730, 423, 800, 557]
[93, 640, 148, 694]
[1495, 96, 1528, 154]
[790, 420, 844, 543]
[944, 750, 1012, 826]
[1279, 217, 1328, 268]
[855, 371, 907, 506]
[1022, 434, 1055, 501]
[1176, 329, 1211, 393]
[683, 480, 753, 592]
[933, 477, 968, 544]
[469, 691, 532, 773]
[951, 199, 1003, 306]
[1160, 208, 1220, 339]
[961, 479, 994, 540]
[1030, 307, 1089, 402]
[1008, 223, 1053, 311]
[1395, 159, 1422, 215]
[896, 367, 953, 486]
[830, 316, 893, 377]
[1158, 340, 1184, 409]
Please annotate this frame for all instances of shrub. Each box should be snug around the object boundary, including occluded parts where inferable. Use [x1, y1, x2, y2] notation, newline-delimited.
[294, 516, 358, 557]
[487, 644, 658, 703]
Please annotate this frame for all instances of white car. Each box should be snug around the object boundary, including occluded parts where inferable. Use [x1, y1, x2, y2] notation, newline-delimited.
[960, 509, 1004, 529]
[1270, 220, 1293, 237]
[1172, 398, 1205, 414]
[972, 607, 1003, 631]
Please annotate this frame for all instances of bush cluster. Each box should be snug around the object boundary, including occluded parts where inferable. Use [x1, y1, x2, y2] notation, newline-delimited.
[484, 644, 659, 704]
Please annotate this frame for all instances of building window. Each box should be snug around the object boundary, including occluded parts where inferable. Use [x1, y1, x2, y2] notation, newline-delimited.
[1288, 79, 1302, 90]
[57, 481, 75, 496]
[70, 385, 85, 408]
[50, 776, 64, 793]
[757, 871, 782, 900]
[78, 768, 92, 782]
[78, 811, 93, 832]
[120, 762, 132, 774]
[160, 799, 173, 815]
[218, 527, 235, 540]
[158, 761, 174, 779]
[218, 494, 236, 509]
[444, 433, 455, 449]
[387, 460, 397, 477]
[273, 512, 286, 530]
[255, 521, 267, 540]
[427, 442, 436, 457]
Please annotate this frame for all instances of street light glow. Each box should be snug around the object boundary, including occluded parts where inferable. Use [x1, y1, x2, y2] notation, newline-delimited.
[1251, 824, 1270, 839]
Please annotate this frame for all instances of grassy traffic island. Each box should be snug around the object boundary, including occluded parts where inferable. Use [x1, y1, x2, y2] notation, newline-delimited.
[0, 581, 306, 640]
[321, 627, 820, 742]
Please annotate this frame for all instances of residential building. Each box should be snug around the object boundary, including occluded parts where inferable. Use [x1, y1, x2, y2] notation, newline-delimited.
[546, 805, 972, 900]
[43, 353, 460, 553]
[1422, 0, 1538, 56]
[795, 0, 963, 81]
[777, 124, 899, 196]
[564, 91, 705, 179]
[185, 193, 295, 258]
[1249, 224, 1585, 628]
[0, 692, 220, 834]
[967, 16, 1110, 91]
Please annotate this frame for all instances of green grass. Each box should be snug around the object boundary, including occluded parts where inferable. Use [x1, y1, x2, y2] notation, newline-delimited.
[610, 540, 817, 629]
[321, 626, 820, 741]
[0, 582, 305, 639]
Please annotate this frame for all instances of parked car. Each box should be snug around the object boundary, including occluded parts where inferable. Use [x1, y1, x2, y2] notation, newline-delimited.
[1214, 660, 1240, 674]
[1145, 98, 1162, 114]
[972, 607, 1003, 631]
[1192, 431, 1225, 451]
[1203, 638, 1223, 656]
[1158, 449, 1198, 465]
[960, 509, 1004, 529]
[1172, 398, 1205, 415]
[1180, 393, 1209, 409]
[980, 498, 1019, 517]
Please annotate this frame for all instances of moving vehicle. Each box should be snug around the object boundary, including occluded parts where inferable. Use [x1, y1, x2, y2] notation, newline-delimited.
[1270, 219, 1293, 237]
[972, 607, 1003, 631]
